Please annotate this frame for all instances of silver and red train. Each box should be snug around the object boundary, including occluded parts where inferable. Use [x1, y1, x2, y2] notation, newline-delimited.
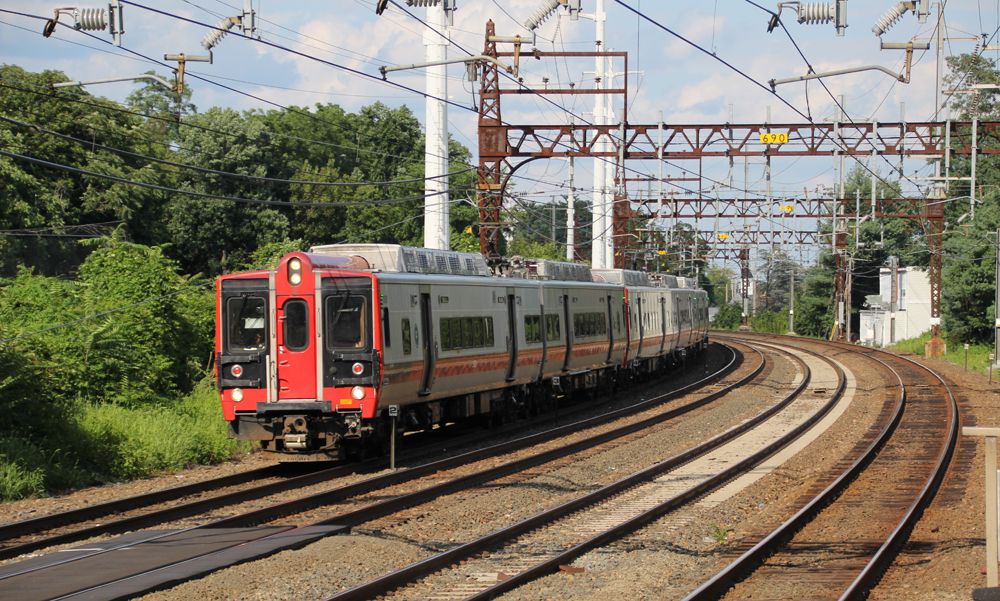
[216, 244, 709, 461]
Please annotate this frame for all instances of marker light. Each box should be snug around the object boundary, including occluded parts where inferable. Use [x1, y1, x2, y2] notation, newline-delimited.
[231, 388, 244, 402]
[351, 386, 365, 400]
[288, 257, 303, 285]
[352, 362, 364, 375]
[231, 365, 243, 378]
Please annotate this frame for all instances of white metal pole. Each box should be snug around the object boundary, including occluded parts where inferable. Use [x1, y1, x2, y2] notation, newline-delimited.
[567, 154, 576, 261]
[591, 0, 607, 268]
[423, 1, 450, 251]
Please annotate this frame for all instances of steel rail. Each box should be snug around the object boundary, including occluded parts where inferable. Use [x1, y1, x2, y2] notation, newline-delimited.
[692, 333, 958, 601]
[321, 343, 835, 601]
[0, 345, 740, 565]
[0, 465, 281, 542]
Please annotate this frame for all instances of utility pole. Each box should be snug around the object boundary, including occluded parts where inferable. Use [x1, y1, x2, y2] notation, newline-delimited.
[423, 1, 452, 251]
[889, 255, 898, 345]
[995, 229, 1000, 370]
[551, 196, 557, 241]
[566, 150, 576, 261]
[788, 267, 796, 335]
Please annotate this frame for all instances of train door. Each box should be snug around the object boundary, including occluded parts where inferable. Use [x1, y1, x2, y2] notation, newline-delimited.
[419, 288, 435, 394]
[562, 294, 572, 371]
[637, 296, 645, 355]
[505, 289, 517, 381]
[605, 293, 615, 363]
[276, 296, 316, 400]
[659, 296, 667, 354]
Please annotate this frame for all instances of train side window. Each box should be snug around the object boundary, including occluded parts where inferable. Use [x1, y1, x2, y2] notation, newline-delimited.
[382, 308, 390, 348]
[462, 317, 475, 347]
[473, 318, 484, 347]
[485, 317, 495, 346]
[283, 299, 309, 352]
[599, 313, 607, 335]
[545, 314, 560, 341]
[402, 319, 412, 355]
[525, 315, 543, 343]
[440, 318, 452, 350]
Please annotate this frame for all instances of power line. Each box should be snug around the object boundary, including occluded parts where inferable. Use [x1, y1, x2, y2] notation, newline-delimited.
[0, 75, 562, 195]
[0, 148, 472, 207]
[0, 114, 475, 187]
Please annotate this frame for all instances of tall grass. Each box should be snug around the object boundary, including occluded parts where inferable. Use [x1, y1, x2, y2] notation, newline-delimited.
[890, 332, 998, 376]
[0, 379, 251, 501]
[67, 381, 252, 481]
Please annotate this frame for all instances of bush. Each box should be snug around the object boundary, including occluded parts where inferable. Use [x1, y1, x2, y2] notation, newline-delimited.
[67, 380, 251, 481]
[712, 303, 743, 330]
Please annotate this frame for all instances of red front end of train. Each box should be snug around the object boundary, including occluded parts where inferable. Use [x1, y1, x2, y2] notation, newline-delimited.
[217, 251, 383, 460]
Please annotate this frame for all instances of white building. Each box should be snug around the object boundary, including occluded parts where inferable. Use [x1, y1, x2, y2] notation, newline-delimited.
[859, 265, 932, 347]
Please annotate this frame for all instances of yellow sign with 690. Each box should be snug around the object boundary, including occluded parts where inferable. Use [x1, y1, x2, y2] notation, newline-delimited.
[759, 132, 789, 144]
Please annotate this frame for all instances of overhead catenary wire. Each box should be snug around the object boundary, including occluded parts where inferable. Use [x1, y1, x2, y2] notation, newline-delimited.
[381, 0, 755, 197]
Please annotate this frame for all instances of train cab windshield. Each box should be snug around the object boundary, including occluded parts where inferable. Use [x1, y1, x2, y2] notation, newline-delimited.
[326, 294, 368, 349]
[227, 296, 267, 352]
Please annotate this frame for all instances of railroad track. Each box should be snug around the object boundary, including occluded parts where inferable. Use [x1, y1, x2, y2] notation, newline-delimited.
[0, 343, 754, 600]
[685, 333, 958, 601]
[315, 339, 842, 601]
[0, 345, 734, 564]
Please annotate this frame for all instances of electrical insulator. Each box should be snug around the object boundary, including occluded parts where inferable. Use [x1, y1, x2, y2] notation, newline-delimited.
[405, 0, 456, 27]
[525, 0, 560, 31]
[202, 16, 240, 51]
[795, 0, 846, 36]
[796, 3, 834, 25]
[872, 2, 909, 36]
[74, 8, 106, 31]
[59, 1, 123, 46]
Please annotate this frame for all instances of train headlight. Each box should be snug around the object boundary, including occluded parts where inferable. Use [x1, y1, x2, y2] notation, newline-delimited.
[351, 386, 365, 400]
[231, 388, 244, 402]
[351, 362, 364, 375]
[288, 257, 303, 286]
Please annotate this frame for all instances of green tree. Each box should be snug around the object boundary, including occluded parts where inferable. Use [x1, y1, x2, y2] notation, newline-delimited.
[125, 71, 196, 139]
[939, 53, 1000, 342]
[167, 107, 290, 275]
[0, 64, 174, 276]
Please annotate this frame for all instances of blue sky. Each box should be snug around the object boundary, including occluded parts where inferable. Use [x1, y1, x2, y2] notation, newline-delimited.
[0, 0, 994, 266]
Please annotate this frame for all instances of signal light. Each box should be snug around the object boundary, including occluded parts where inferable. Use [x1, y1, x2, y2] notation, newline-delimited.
[352, 362, 364, 375]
